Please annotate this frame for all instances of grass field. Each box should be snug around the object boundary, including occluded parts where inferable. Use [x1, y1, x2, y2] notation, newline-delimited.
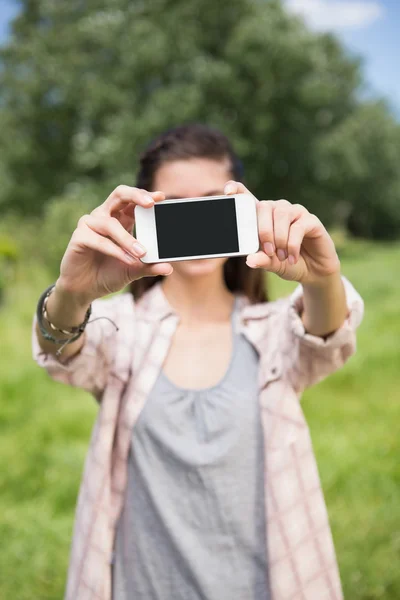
[0, 240, 399, 599]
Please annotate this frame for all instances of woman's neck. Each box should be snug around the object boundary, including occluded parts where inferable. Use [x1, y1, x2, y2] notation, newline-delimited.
[161, 269, 235, 325]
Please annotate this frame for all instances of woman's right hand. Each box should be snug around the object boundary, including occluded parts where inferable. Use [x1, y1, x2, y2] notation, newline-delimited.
[56, 185, 173, 305]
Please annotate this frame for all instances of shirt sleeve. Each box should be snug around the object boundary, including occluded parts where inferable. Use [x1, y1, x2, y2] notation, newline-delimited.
[32, 292, 133, 401]
[283, 276, 364, 394]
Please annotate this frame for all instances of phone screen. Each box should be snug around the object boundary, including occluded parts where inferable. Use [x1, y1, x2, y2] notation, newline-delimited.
[154, 197, 239, 259]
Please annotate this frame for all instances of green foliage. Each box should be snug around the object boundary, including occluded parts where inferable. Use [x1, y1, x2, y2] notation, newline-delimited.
[1, 0, 399, 238]
[0, 185, 100, 281]
[38, 183, 100, 278]
[0, 235, 18, 303]
[0, 235, 18, 262]
[317, 102, 400, 239]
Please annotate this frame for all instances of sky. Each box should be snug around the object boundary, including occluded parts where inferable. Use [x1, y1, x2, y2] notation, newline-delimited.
[284, 0, 400, 115]
[0, 0, 399, 116]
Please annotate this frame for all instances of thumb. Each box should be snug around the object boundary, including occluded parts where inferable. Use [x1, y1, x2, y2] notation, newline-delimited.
[246, 251, 303, 281]
[246, 251, 275, 271]
[128, 261, 173, 281]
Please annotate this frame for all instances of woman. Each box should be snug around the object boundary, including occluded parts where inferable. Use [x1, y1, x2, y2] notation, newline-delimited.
[33, 124, 363, 600]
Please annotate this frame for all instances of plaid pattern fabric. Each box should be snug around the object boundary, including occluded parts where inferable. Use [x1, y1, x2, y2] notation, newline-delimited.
[32, 277, 363, 600]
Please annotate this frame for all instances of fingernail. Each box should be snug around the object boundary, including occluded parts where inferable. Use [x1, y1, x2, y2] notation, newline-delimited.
[144, 194, 154, 205]
[263, 242, 275, 256]
[225, 183, 236, 194]
[288, 255, 296, 265]
[246, 259, 258, 269]
[277, 249, 287, 261]
[132, 242, 146, 256]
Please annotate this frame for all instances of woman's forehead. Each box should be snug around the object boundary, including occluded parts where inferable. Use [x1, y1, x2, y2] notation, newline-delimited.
[153, 157, 231, 198]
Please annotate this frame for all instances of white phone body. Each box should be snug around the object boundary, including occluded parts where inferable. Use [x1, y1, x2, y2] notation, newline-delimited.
[135, 193, 259, 263]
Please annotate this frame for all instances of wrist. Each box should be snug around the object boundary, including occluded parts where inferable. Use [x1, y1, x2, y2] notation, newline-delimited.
[55, 277, 94, 310]
[43, 280, 92, 332]
[301, 266, 342, 290]
[301, 269, 347, 337]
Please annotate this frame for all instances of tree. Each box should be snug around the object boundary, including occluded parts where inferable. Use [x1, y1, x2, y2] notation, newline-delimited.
[317, 101, 400, 239]
[0, 0, 399, 238]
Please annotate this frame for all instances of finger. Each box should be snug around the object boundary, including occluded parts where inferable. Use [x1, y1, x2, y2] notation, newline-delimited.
[246, 251, 292, 281]
[138, 262, 174, 278]
[246, 251, 270, 269]
[246, 251, 275, 271]
[272, 200, 292, 261]
[224, 180, 253, 196]
[287, 220, 306, 265]
[287, 214, 319, 264]
[99, 185, 156, 215]
[257, 201, 275, 256]
[150, 190, 166, 202]
[120, 204, 134, 217]
[108, 189, 166, 226]
[73, 225, 140, 266]
[83, 214, 147, 259]
[116, 203, 135, 233]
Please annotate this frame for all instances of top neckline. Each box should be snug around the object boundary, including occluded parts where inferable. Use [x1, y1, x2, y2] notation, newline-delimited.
[159, 296, 240, 394]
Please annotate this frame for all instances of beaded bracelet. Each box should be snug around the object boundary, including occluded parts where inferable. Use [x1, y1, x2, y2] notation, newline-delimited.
[36, 284, 92, 356]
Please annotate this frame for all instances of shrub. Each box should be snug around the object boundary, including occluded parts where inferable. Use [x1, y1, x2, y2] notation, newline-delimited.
[0, 235, 18, 304]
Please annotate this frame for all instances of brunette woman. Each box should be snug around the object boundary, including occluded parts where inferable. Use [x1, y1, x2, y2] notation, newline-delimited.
[33, 124, 363, 600]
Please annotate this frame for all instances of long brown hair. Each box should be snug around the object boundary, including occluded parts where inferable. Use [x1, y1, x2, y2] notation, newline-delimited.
[129, 124, 268, 304]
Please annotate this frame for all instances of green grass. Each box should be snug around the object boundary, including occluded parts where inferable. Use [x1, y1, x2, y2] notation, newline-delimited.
[1, 242, 400, 599]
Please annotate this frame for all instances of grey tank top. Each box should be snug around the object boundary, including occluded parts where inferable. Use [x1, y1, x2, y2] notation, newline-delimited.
[113, 299, 269, 600]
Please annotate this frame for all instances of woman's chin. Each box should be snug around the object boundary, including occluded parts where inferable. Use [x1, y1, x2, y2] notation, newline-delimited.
[173, 257, 226, 278]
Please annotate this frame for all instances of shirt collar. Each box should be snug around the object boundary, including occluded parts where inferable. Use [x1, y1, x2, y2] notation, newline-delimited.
[135, 281, 176, 322]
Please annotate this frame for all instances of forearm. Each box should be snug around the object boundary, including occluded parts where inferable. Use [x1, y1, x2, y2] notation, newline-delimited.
[35, 279, 91, 362]
[301, 270, 348, 337]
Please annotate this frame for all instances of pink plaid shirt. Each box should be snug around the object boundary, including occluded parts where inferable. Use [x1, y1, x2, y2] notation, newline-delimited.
[32, 277, 363, 600]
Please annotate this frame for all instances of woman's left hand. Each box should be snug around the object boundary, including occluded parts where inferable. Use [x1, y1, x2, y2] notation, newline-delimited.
[225, 181, 340, 285]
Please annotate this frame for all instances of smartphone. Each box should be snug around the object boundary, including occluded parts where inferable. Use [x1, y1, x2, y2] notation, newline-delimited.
[135, 193, 259, 263]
